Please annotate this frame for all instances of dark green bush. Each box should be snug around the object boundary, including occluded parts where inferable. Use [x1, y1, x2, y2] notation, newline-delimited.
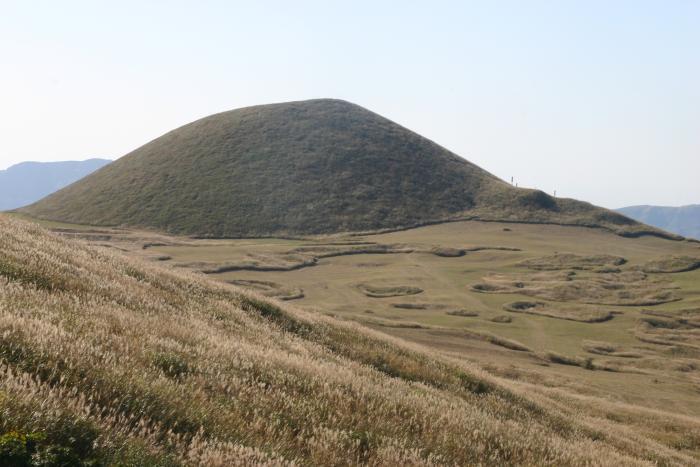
[0, 431, 39, 466]
[31, 445, 81, 467]
[0, 431, 91, 467]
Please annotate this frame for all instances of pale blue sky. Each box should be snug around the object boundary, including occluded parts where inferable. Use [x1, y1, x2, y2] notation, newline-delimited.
[1, 1, 698, 208]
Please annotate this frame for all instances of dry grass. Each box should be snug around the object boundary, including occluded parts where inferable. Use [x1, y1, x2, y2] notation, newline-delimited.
[26, 217, 700, 419]
[582, 341, 644, 358]
[445, 310, 479, 317]
[3, 215, 700, 464]
[226, 279, 304, 300]
[429, 246, 465, 257]
[429, 245, 520, 257]
[392, 303, 430, 310]
[472, 270, 679, 306]
[357, 283, 424, 298]
[177, 253, 318, 273]
[634, 312, 700, 350]
[518, 253, 627, 271]
[541, 351, 594, 369]
[491, 315, 513, 323]
[359, 317, 429, 329]
[459, 330, 533, 352]
[289, 243, 414, 258]
[177, 243, 413, 274]
[502, 301, 614, 323]
[641, 256, 700, 273]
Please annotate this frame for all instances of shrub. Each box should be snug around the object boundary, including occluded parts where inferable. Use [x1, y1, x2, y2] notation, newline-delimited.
[0, 431, 38, 466]
[0, 430, 90, 467]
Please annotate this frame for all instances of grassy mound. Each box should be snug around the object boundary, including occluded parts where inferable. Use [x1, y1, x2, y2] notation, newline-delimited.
[392, 303, 429, 310]
[2, 215, 700, 464]
[473, 270, 678, 306]
[503, 301, 614, 323]
[491, 315, 513, 323]
[22, 99, 659, 238]
[429, 246, 465, 257]
[641, 256, 700, 273]
[446, 309, 479, 317]
[226, 279, 304, 300]
[176, 243, 413, 274]
[518, 253, 627, 271]
[290, 243, 413, 257]
[582, 340, 643, 358]
[634, 310, 700, 349]
[357, 283, 423, 298]
[178, 253, 318, 273]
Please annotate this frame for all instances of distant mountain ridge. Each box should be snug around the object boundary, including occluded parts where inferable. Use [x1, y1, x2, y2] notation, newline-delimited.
[21, 99, 667, 238]
[0, 159, 111, 211]
[617, 205, 700, 240]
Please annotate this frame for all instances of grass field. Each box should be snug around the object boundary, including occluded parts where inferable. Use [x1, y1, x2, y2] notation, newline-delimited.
[146, 221, 700, 415]
[18, 213, 700, 424]
[7, 214, 700, 464]
[5, 215, 700, 465]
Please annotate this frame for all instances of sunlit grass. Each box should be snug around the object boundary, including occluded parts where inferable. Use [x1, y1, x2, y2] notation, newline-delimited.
[0, 215, 699, 465]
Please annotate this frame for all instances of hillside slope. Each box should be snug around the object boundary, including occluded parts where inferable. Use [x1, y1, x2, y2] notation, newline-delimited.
[22, 99, 660, 238]
[0, 159, 110, 211]
[1, 214, 699, 465]
[618, 204, 700, 240]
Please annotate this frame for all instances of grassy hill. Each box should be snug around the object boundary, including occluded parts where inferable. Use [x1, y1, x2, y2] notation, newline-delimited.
[21, 99, 664, 238]
[1, 214, 699, 465]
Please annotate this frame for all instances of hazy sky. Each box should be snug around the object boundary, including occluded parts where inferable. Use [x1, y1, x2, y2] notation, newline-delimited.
[1, 1, 698, 208]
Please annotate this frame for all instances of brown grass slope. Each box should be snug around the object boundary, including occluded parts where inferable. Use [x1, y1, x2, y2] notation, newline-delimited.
[21, 99, 665, 238]
[1, 215, 699, 465]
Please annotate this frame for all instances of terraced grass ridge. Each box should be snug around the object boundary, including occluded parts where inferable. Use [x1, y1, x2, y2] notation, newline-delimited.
[3, 215, 700, 465]
[21, 99, 668, 238]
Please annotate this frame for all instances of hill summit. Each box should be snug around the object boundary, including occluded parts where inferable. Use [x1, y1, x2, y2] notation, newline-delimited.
[22, 99, 661, 238]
